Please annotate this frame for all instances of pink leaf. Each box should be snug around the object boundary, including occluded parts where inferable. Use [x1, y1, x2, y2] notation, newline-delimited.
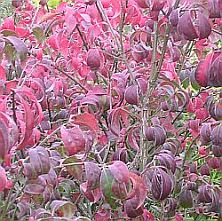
[61, 126, 86, 155]
[109, 161, 129, 183]
[0, 166, 7, 192]
[0, 66, 6, 81]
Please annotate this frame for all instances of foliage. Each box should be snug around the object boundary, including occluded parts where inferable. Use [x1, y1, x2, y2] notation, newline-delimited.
[0, 0, 13, 24]
[0, 0, 221, 220]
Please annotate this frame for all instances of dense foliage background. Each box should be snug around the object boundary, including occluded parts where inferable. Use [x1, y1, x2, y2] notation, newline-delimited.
[0, 0, 13, 23]
[0, 0, 221, 220]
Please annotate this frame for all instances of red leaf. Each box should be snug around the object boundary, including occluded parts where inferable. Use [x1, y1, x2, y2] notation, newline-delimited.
[127, 172, 147, 209]
[109, 108, 129, 136]
[71, 113, 99, 133]
[195, 51, 218, 87]
[17, 97, 35, 150]
[80, 183, 102, 203]
[94, 207, 111, 221]
[39, 12, 59, 24]
[0, 17, 15, 31]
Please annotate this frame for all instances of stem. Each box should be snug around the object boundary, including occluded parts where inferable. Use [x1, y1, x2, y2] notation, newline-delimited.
[55, 66, 88, 92]
[96, 0, 121, 49]
[46, 97, 52, 129]
[76, 24, 89, 51]
[11, 90, 17, 125]
[156, 23, 170, 78]
[140, 21, 159, 171]
[55, 161, 84, 169]
[38, 123, 66, 146]
[150, 21, 159, 86]
[160, 201, 165, 221]
[177, 41, 194, 74]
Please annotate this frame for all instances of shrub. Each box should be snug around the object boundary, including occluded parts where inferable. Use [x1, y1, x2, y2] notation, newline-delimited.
[0, 0, 221, 220]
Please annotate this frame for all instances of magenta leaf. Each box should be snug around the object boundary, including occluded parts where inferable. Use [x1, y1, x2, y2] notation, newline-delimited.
[24, 184, 45, 195]
[197, 12, 212, 39]
[211, 124, 222, 146]
[179, 189, 193, 208]
[85, 161, 101, 190]
[156, 150, 176, 174]
[178, 11, 198, 40]
[0, 119, 9, 160]
[151, 168, 174, 201]
[124, 201, 144, 218]
[23, 146, 50, 179]
[200, 123, 212, 145]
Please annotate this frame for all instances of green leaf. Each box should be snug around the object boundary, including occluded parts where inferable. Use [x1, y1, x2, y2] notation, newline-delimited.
[48, 0, 62, 8]
[62, 156, 83, 179]
[32, 25, 45, 42]
[191, 79, 201, 91]
[4, 36, 28, 61]
[100, 168, 118, 209]
[182, 77, 189, 89]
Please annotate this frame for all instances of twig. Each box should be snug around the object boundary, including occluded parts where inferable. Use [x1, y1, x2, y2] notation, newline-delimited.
[55, 66, 88, 92]
[11, 90, 17, 125]
[95, 0, 121, 49]
[38, 124, 65, 146]
[76, 24, 89, 51]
